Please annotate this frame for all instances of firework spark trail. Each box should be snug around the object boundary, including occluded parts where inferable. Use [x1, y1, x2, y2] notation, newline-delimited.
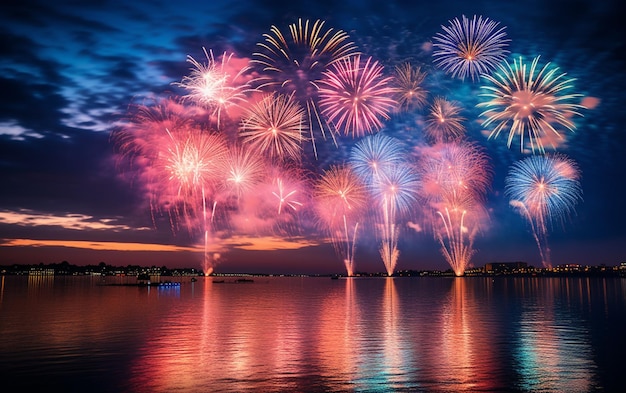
[477, 56, 586, 154]
[417, 142, 492, 276]
[433, 14, 509, 82]
[425, 97, 466, 142]
[436, 207, 475, 277]
[174, 48, 252, 129]
[349, 134, 418, 275]
[370, 163, 421, 276]
[251, 18, 359, 159]
[161, 128, 229, 272]
[272, 177, 303, 215]
[505, 154, 582, 268]
[318, 55, 397, 138]
[314, 165, 367, 276]
[393, 62, 428, 111]
[509, 200, 550, 268]
[113, 102, 230, 273]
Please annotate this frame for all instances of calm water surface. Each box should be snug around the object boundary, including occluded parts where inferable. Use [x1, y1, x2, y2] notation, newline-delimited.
[0, 275, 624, 392]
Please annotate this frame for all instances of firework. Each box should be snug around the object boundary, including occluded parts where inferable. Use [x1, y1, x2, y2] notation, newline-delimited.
[113, 99, 192, 162]
[251, 19, 359, 158]
[425, 97, 466, 142]
[222, 144, 266, 203]
[174, 48, 252, 129]
[435, 204, 477, 277]
[432, 14, 509, 82]
[417, 142, 492, 275]
[350, 133, 419, 276]
[318, 55, 397, 138]
[418, 142, 491, 204]
[505, 154, 582, 268]
[314, 165, 368, 276]
[371, 163, 421, 218]
[477, 56, 586, 154]
[373, 163, 420, 276]
[113, 100, 228, 228]
[349, 132, 406, 183]
[393, 62, 428, 111]
[122, 117, 229, 272]
[239, 93, 307, 163]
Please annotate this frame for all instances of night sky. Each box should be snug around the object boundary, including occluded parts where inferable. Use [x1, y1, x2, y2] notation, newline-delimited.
[1, 0, 624, 275]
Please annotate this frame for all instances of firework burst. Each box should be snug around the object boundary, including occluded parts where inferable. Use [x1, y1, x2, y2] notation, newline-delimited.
[505, 154, 582, 268]
[433, 14, 509, 82]
[350, 135, 418, 276]
[222, 144, 266, 203]
[239, 93, 307, 163]
[314, 165, 368, 276]
[371, 163, 420, 276]
[251, 19, 359, 158]
[417, 142, 492, 275]
[133, 123, 228, 272]
[174, 48, 252, 129]
[349, 132, 406, 183]
[392, 62, 428, 111]
[318, 55, 397, 138]
[477, 56, 586, 154]
[425, 97, 466, 142]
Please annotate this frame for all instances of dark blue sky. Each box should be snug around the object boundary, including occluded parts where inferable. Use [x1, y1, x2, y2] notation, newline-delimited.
[0, 0, 624, 274]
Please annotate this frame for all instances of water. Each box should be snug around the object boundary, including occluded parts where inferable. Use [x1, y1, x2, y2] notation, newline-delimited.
[0, 275, 624, 392]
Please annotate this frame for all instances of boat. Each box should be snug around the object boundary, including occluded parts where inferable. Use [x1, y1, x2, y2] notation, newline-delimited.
[157, 281, 180, 288]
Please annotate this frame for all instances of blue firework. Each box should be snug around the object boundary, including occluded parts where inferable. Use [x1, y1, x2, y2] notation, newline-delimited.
[432, 15, 509, 82]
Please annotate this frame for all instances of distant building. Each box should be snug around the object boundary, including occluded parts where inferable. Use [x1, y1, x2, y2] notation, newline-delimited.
[29, 267, 55, 276]
[484, 262, 528, 274]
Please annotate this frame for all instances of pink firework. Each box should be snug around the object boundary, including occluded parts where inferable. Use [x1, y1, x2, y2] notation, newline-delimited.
[433, 196, 485, 277]
[157, 128, 229, 273]
[174, 48, 252, 129]
[221, 144, 266, 203]
[425, 97, 466, 142]
[418, 141, 491, 204]
[319, 55, 397, 138]
[113, 102, 230, 274]
[417, 142, 492, 276]
[240, 93, 307, 163]
[113, 98, 192, 163]
[314, 165, 368, 276]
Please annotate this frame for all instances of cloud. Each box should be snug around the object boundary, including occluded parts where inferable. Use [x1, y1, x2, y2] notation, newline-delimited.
[219, 235, 322, 251]
[1, 238, 201, 252]
[0, 209, 150, 232]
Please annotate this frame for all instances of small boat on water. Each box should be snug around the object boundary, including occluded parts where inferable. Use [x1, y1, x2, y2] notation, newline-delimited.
[157, 281, 180, 288]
